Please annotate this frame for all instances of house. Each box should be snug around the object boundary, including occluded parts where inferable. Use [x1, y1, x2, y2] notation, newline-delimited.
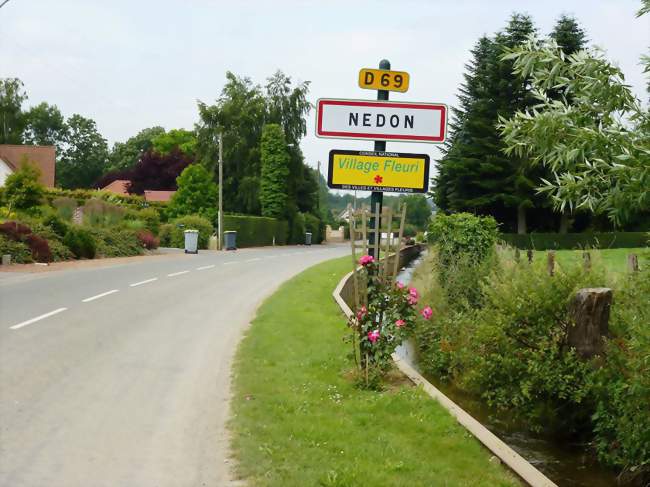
[101, 179, 130, 195]
[0, 144, 56, 187]
[144, 190, 176, 203]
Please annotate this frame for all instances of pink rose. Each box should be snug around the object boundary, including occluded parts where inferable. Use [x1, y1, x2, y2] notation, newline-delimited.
[356, 305, 367, 321]
[396, 282, 405, 289]
[395, 319, 406, 328]
[408, 287, 419, 299]
[407, 295, 418, 306]
[421, 306, 433, 320]
[367, 329, 380, 343]
[359, 255, 375, 266]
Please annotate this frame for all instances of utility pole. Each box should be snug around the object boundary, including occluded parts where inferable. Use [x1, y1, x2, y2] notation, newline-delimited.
[369, 59, 390, 260]
[218, 132, 223, 251]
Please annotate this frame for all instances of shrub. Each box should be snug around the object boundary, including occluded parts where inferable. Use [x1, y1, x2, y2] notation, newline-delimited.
[0, 221, 32, 240]
[24, 234, 52, 262]
[289, 212, 305, 244]
[158, 223, 174, 247]
[499, 232, 649, 250]
[139, 208, 161, 235]
[52, 196, 77, 221]
[136, 230, 159, 250]
[167, 164, 218, 222]
[47, 239, 75, 261]
[83, 198, 125, 227]
[3, 162, 45, 210]
[0, 234, 32, 263]
[223, 214, 289, 247]
[303, 213, 324, 244]
[86, 227, 142, 257]
[63, 228, 97, 259]
[41, 214, 69, 238]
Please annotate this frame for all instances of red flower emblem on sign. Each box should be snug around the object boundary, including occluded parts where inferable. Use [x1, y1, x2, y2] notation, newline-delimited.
[374, 174, 383, 184]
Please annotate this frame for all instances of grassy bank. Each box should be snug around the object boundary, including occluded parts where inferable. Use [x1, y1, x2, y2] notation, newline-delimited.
[229, 256, 518, 487]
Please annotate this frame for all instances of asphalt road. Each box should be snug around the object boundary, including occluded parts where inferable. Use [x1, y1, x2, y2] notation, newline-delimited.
[0, 244, 347, 487]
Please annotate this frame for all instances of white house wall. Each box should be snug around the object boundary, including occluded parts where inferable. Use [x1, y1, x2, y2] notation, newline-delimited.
[0, 159, 14, 187]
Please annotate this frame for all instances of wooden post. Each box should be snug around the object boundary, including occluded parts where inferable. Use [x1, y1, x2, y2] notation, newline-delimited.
[526, 249, 533, 264]
[348, 204, 360, 312]
[628, 254, 639, 272]
[383, 206, 393, 279]
[547, 251, 555, 276]
[393, 203, 407, 280]
[514, 248, 520, 263]
[373, 202, 381, 261]
[568, 288, 612, 359]
[361, 209, 368, 256]
[583, 251, 591, 271]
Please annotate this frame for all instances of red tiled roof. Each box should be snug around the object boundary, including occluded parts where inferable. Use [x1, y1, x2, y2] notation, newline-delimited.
[101, 179, 130, 195]
[0, 144, 56, 187]
[144, 190, 176, 202]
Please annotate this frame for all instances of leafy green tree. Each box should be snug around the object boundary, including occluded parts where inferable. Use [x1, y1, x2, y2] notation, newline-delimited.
[550, 15, 586, 54]
[260, 124, 289, 218]
[23, 102, 68, 151]
[108, 126, 165, 171]
[167, 163, 218, 221]
[57, 114, 109, 189]
[0, 78, 27, 144]
[500, 35, 650, 226]
[3, 160, 45, 210]
[403, 194, 432, 230]
[151, 128, 197, 156]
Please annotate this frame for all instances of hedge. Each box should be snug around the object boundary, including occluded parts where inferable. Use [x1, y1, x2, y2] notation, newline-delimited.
[44, 188, 166, 211]
[223, 215, 288, 248]
[500, 232, 649, 250]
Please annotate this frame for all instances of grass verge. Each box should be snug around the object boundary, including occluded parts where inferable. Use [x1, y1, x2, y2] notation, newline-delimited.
[229, 256, 519, 487]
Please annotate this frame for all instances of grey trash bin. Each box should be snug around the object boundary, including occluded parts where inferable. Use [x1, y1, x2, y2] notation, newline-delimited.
[224, 231, 237, 250]
[305, 232, 312, 246]
[184, 229, 199, 254]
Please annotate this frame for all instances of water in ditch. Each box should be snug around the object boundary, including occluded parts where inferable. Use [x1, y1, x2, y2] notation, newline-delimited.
[395, 252, 628, 487]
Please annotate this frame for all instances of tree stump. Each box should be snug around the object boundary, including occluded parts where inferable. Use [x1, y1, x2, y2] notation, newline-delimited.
[628, 254, 639, 273]
[547, 251, 555, 276]
[583, 251, 591, 271]
[568, 288, 612, 359]
[527, 249, 533, 264]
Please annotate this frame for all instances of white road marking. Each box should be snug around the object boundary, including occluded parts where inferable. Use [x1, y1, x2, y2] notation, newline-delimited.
[245, 258, 261, 262]
[167, 270, 190, 277]
[224, 261, 240, 265]
[196, 265, 215, 270]
[10, 308, 68, 330]
[130, 278, 158, 287]
[266, 255, 278, 259]
[82, 289, 119, 302]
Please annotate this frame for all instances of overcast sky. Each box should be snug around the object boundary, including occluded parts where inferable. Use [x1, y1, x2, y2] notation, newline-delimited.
[2, 0, 649, 186]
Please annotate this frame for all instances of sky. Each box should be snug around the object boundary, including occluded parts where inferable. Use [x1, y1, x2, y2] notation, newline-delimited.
[2, 0, 649, 188]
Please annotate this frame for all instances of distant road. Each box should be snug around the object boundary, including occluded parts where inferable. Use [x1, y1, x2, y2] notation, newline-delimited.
[0, 244, 347, 487]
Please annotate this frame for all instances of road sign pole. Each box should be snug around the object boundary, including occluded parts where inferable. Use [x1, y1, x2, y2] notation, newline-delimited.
[369, 59, 390, 260]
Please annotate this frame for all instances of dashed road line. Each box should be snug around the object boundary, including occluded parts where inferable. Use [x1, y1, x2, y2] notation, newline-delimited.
[167, 270, 190, 277]
[196, 265, 215, 270]
[10, 308, 68, 330]
[224, 261, 240, 265]
[245, 258, 261, 263]
[82, 289, 119, 303]
[130, 278, 158, 287]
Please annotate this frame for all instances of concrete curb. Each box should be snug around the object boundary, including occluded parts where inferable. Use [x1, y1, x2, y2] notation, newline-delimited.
[332, 249, 558, 487]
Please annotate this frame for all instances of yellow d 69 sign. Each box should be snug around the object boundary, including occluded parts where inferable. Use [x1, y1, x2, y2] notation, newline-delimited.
[358, 68, 410, 93]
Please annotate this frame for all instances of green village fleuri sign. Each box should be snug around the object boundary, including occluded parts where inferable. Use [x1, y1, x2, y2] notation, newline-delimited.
[327, 149, 430, 193]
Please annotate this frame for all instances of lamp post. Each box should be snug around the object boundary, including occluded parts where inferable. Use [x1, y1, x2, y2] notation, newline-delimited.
[218, 132, 223, 251]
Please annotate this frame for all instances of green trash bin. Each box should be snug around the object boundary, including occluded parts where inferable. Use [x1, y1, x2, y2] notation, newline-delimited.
[224, 231, 237, 250]
[305, 232, 312, 246]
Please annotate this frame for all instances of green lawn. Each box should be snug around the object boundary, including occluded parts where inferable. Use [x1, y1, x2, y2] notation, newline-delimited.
[229, 257, 519, 487]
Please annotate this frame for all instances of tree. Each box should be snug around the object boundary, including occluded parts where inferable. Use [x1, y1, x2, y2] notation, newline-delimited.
[167, 164, 218, 221]
[2, 160, 45, 210]
[107, 126, 165, 171]
[499, 36, 650, 226]
[57, 114, 109, 189]
[403, 194, 432, 230]
[127, 148, 192, 195]
[23, 102, 68, 151]
[260, 124, 289, 218]
[151, 128, 197, 156]
[0, 78, 27, 144]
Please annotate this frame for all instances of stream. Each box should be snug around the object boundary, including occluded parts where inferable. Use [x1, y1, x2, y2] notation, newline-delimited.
[395, 252, 626, 487]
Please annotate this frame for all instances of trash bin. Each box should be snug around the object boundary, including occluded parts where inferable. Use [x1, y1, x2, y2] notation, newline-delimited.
[184, 229, 199, 254]
[305, 232, 312, 246]
[224, 231, 237, 250]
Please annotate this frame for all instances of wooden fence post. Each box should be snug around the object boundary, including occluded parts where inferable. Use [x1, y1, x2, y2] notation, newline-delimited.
[583, 251, 591, 271]
[547, 251, 555, 276]
[527, 249, 533, 264]
[568, 288, 612, 359]
[628, 254, 639, 272]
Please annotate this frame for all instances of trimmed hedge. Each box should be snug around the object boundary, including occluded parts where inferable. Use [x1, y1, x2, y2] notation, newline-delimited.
[223, 215, 288, 248]
[500, 232, 649, 250]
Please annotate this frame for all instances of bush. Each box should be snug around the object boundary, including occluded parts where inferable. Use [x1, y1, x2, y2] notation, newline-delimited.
[86, 227, 142, 257]
[303, 213, 324, 244]
[52, 196, 77, 221]
[63, 228, 97, 259]
[223, 214, 288, 247]
[47, 239, 75, 261]
[0, 220, 52, 262]
[289, 212, 305, 244]
[138, 208, 161, 235]
[24, 234, 51, 262]
[160, 215, 213, 249]
[500, 232, 649, 250]
[3, 162, 45, 210]
[0, 234, 32, 263]
[158, 223, 174, 247]
[41, 214, 69, 238]
[136, 230, 159, 250]
[403, 223, 418, 238]
[83, 198, 125, 227]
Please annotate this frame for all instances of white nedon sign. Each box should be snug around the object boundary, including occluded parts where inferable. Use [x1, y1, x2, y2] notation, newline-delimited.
[316, 98, 447, 144]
